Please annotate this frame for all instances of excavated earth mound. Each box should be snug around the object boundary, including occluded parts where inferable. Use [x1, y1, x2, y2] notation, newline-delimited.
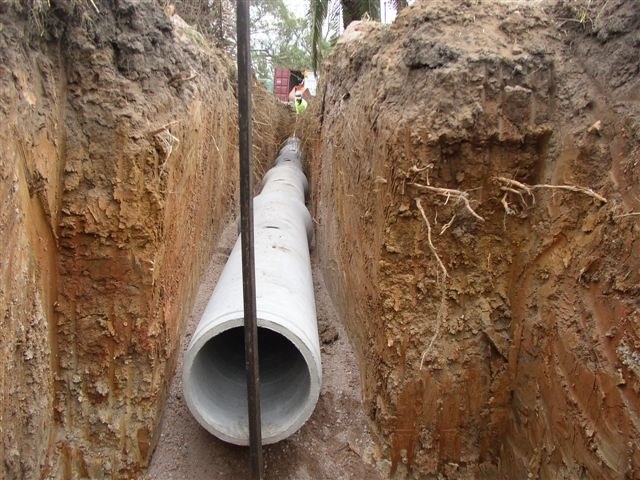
[304, 0, 640, 478]
[0, 1, 288, 478]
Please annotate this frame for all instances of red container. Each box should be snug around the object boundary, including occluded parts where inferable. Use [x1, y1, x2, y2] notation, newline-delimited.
[273, 67, 291, 102]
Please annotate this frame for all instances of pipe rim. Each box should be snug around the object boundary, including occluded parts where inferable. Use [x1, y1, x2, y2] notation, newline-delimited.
[183, 315, 321, 446]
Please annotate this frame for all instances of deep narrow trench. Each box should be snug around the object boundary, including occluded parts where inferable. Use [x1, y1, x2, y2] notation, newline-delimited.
[146, 214, 381, 479]
[3, 1, 639, 478]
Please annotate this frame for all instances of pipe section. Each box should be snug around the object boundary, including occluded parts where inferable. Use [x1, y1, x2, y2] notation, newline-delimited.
[183, 137, 321, 445]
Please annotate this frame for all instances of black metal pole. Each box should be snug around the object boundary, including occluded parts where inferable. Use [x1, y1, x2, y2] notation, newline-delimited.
[236, 0, 264, 478]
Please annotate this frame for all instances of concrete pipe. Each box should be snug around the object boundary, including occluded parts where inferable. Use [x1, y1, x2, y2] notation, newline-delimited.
[182, 138, 321, 445]
[274, 138, 303, 169]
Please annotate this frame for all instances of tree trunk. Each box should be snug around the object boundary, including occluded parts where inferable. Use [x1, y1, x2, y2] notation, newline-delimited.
[342, 0, 380, 28]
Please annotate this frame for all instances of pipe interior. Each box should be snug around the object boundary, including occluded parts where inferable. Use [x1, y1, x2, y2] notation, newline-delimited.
[190, 326, 311, 437]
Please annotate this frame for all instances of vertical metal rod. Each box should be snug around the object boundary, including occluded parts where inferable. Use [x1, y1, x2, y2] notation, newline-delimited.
[236, 0, 264, 478]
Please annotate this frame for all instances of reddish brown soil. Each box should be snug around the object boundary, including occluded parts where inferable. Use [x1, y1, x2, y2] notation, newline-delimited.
[303, 1, 640, 478]
[0, 2, 287, 478]
[2, 0, 640, 479]
[145, 219, 382, 480]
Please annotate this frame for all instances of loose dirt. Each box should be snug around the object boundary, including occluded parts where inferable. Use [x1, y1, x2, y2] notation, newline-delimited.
[146, 218, 382, 480]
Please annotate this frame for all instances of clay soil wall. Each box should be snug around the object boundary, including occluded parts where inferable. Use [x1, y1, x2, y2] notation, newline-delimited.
[0, 1, 289, 478]
[304, 1, 640, 478]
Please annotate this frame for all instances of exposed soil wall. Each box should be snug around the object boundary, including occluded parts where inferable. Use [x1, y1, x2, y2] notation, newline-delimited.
[0, 2, 289, 478]
[304, 1, 640, 478]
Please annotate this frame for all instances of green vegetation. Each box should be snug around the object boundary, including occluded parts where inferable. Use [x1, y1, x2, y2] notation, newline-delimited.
[173, 0, 329, 90]
[251, 0, 312, 91]
[310, 0, 408, 71]
[309, 0, 341, 73]
[174, 0, 412, 88]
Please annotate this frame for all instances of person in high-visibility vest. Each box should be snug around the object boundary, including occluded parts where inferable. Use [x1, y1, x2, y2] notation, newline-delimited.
[294, 91, 308, 114]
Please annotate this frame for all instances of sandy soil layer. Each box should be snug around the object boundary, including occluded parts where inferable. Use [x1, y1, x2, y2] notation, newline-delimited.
[146, 219, 382, 480]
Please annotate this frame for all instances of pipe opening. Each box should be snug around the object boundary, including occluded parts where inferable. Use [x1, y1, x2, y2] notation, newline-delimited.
[189, 326, 311, 441]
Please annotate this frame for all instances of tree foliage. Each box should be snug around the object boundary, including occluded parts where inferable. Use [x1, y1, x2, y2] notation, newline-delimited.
[165, 1, 412, 89]
[310, 0, 341, 73]
[172, 0, 316, 90]
[341, 0, 380, 26]
[251, 0, 312, 89]
[310, 0, 409, 71]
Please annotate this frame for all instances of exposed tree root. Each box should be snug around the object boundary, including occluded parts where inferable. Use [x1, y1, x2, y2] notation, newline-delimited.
[416, 198, 448, 278]
[409, 163, 434, 186]
[409, 182, 485, 221]
[415, 198, 449, 370]
[411, 176, 606, 370]
[501, 193, 516, 216]
[154, 129, 180, 172]
[495, 176, 608, 212]
[614, 212, 640, 219]
[169, 72, 199, 86]
[420, 282, 447, 370]
[439, 214, 456, 235]
[149, 120, 180, 135]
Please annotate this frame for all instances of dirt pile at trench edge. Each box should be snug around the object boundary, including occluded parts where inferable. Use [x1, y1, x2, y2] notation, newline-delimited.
[0, 1, 290, 478]
[303, 0, 639, 478]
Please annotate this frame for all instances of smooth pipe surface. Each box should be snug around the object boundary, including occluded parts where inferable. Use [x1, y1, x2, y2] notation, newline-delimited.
[183, 138, 322, 445]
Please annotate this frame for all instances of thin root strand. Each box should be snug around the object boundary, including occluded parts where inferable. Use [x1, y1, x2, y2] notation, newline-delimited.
[495, 176, 607, 204]
[415, 198, 448, 278]
[409, 182, 485, 221]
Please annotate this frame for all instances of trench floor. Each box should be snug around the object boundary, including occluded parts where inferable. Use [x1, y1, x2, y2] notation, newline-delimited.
[145, 218, 381, 480]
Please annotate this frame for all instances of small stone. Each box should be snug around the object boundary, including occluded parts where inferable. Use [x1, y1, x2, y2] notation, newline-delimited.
[320, 324, 339, 345]
[587, 120, 602, 135]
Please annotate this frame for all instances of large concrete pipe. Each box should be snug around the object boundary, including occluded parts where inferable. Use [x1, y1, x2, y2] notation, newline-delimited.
[182, 137, 321, 445]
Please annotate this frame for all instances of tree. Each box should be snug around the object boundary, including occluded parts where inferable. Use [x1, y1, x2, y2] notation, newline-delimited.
[310, 0, 409, 71]
[341, 0, 380, 27]
[310, 0, 341, 73]
[172, 0, 314, 90]
[251, 0, 312, 89]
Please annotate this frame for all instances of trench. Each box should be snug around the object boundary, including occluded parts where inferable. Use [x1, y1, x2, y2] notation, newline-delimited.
[3, 1, 640, 479]
[146, 215, 381, 479]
